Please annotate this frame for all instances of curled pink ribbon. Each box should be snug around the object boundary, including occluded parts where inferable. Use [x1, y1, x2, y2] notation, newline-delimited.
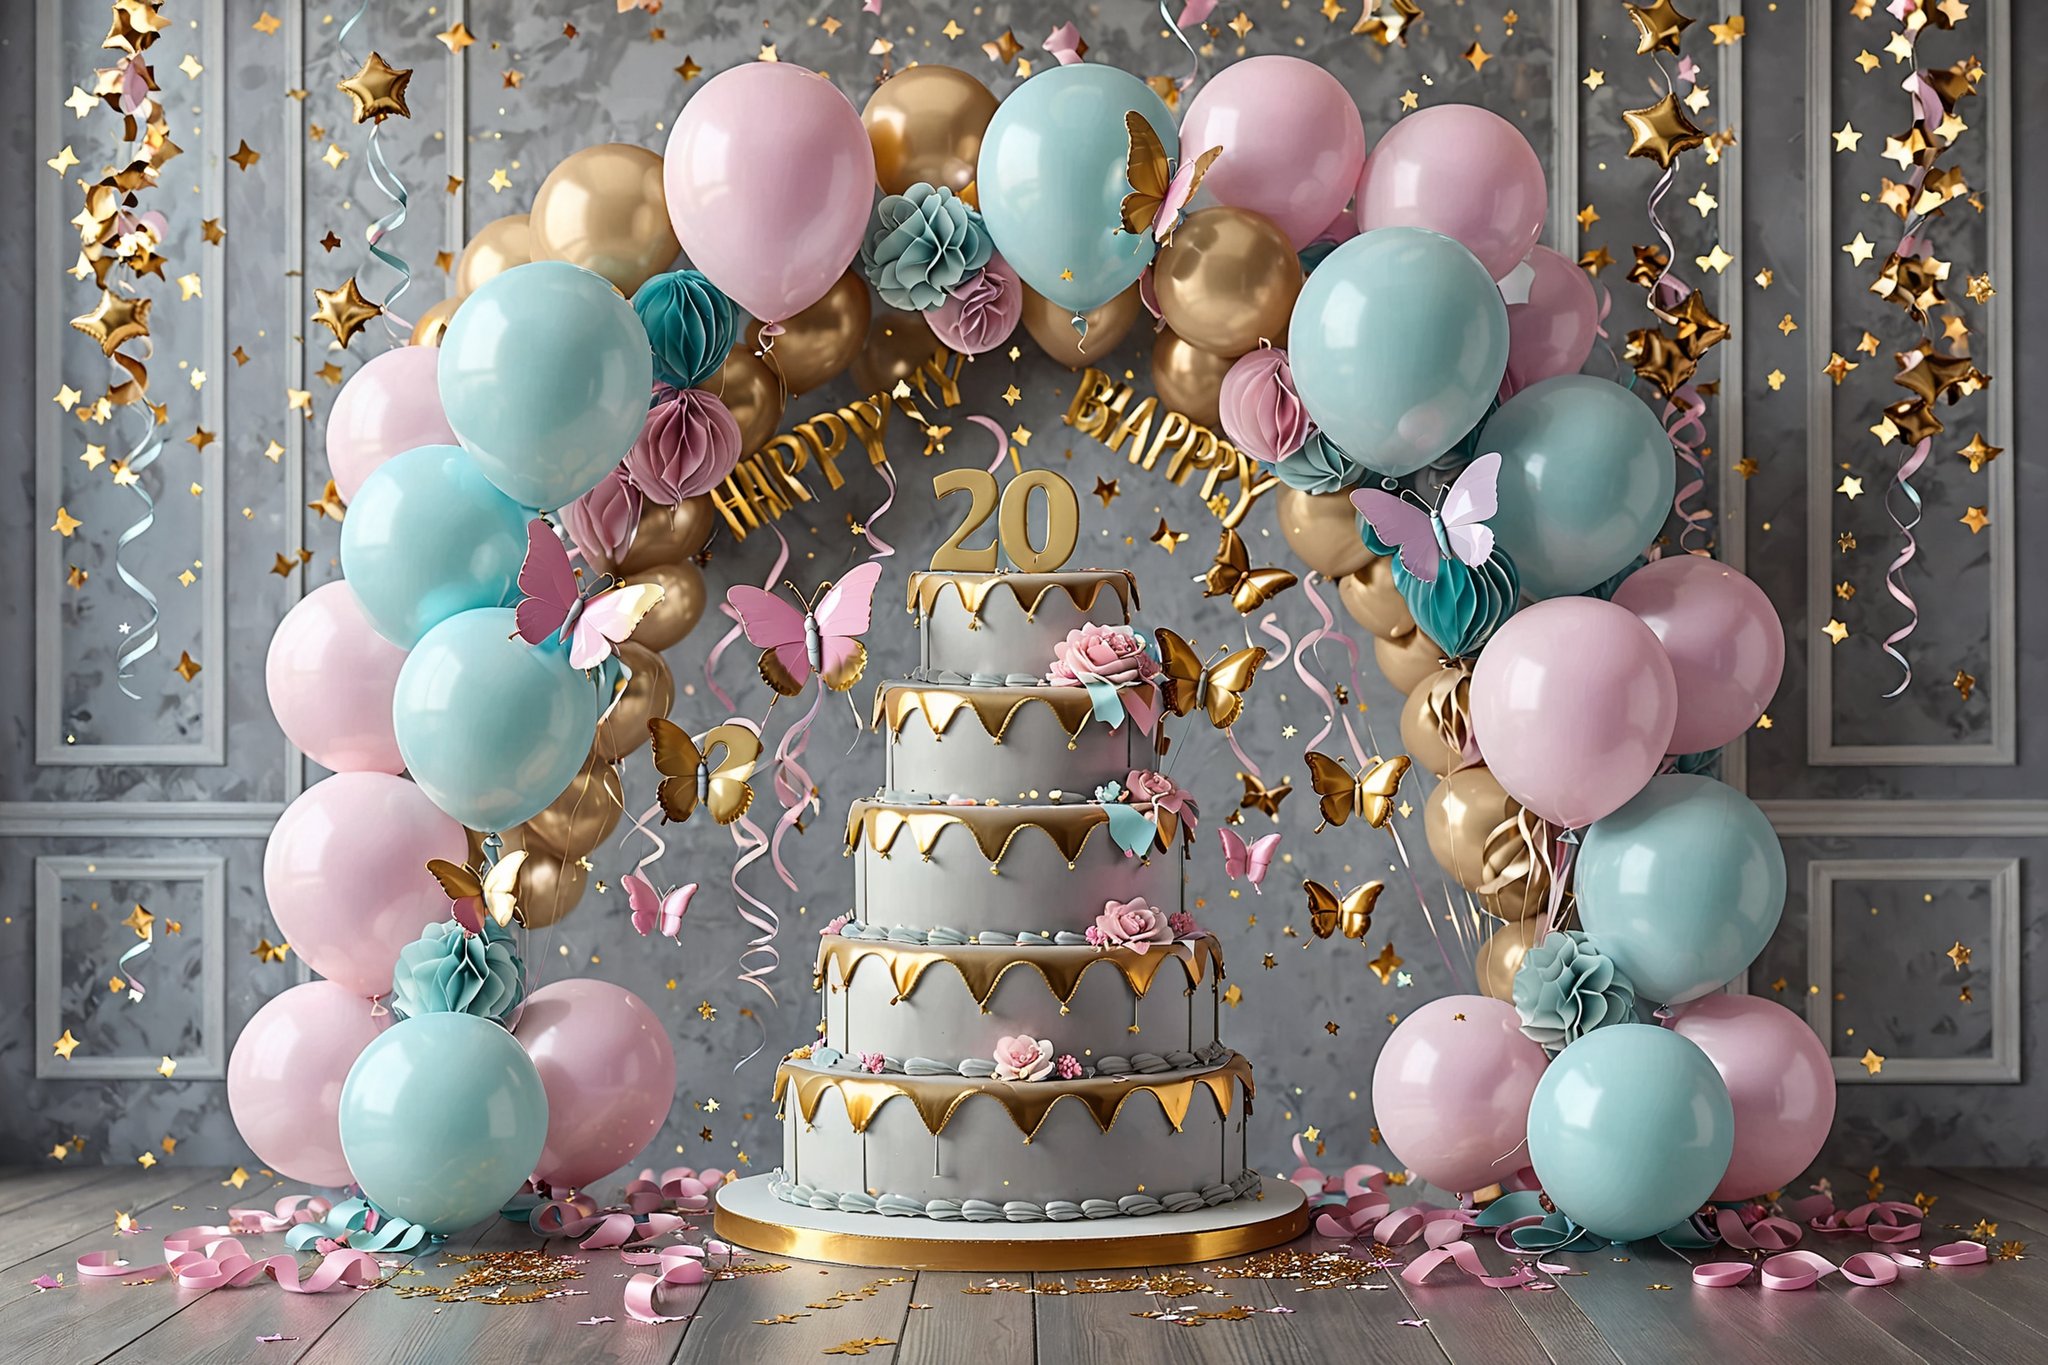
[224, 1196, 333, 1235]
[1403, 1240, 1539, 1288]
[78, 1230, 382, 1295]
[1663, 383, 1711, 554]
[625, 1167, 727, 1213]
[623, 1242, 730, 1323]
[1694, 1240, 1987, 1291]
[969, 412, 1010, 474]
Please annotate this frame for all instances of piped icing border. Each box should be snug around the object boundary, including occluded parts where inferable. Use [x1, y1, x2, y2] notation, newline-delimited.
[813, 933, 1224, 1006]
[768, 1167, 1261, 1223]
[773, 1053, 1254, 1140]
[800, 1041, 1230, 1080]
[846, 799, 1181, 864]
[907, 570, 1140, 625]
[872, 683, 1112, 747]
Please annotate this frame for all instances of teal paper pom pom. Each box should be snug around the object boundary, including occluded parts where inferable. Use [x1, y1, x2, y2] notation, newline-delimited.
[1276, 432, 1373, 496]
[859, 184, 993, 312]
[632, 270, 737, 390]
[390, 919, 526, 1024]
[1394, 544, 1521, 659]
[1670, 747, 1723, 779]
[1512, 929, 1639, 1050]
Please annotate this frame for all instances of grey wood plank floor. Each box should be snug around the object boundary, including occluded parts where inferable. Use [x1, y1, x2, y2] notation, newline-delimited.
[0, 1166, 2032, 1365]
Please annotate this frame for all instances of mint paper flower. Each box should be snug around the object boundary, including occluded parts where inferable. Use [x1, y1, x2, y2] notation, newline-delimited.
[859, 184, 993, 312]
[1512, 930, 1638, 1050]
[390, 919, 525, 1024]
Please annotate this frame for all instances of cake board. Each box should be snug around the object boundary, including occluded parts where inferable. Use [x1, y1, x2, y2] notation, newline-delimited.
[713, 1173, 1309, 1271]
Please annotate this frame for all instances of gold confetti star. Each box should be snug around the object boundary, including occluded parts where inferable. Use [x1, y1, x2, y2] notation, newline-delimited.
[1149, 518, 1188, 554]
[1859, 1048, 1884, 1075]
[757, 42, 778, 62]
[1399, 90, 1419, 111]
[1001, 384, 1021, 407]
[174, 651, 202, 682]
[1995, 1241, 2028, 1262]
[1368, 943, 1404, 985]
[1823, 352, 1858, 385]
[1583, 69, 1605, 90]
[1837, 475, 1864, 499]
[1854, 48, 1881, 72]
[1223, 983, 1243, 1008]
[1696, 243, 1734, 274]
[942, 19, 964, 39]
[1824, 619, 1850, 645]
[321, 143, 348, 170]
[1966, 273, 1996, 304]
[156, 1056, 178, 1079]
[308, 481, 349, 523]
[488, 168, 511, 193]
[1325, 1020, 1340, 1035]
[677, 55, 702, 81]
[1842, 232, 1876, 266]
[1960, 505, 1989, 534]
[66, 566, 87, 589]
[52, 1030, 80, 1060]
[698, 1000, 718, 1020]
[1735, 456, 1759, 479]
[137, 1152, 156, 1168]
[502, 69, 524, 89]
[983, 29, 1022, 65]
[200, 218, 225, 246]
[1688, 186, 1718, 216]
[1766, 369, 1786, 391]
[1228, 10, 1255, 39]
[1777, 313, 1798, 336]
[64, 86, 97, 118]
[319, 230, 341, 252]
[1953, 669, 1976, 700]
[1708, 15, 1745, 44]
[1577, 204, 1600, 230]
[1755, 267, 1774, 288]
[47, 144, 79, 175]
[1970, 1218, 1999, 1239]
[251, 937, 291, 963]
[1836, 580, 1857, 601]
[437, 21, 475, 53]
[1946, 941, 1972, 970]
[224, 1167, 249, 1189]
[51, 507, 82, 538]
[1581, 246, 1614, 275]
[252, 10, 281, 35]
[312, 277, 380, 348]
[1957, 433, 2000, 472]
[338, 51, 412, 123]
[1463, 41, 1491, 71]
[1093, 477, 1120, 507]
[1833, 122, 1864, 153]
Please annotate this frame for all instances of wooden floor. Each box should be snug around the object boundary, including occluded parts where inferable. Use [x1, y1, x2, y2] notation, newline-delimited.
[0, 1164, 2041, 1364]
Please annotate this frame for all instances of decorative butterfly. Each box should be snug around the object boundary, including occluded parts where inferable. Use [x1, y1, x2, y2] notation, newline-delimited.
[1350, 452, 1503, 585]
[622, 870, 696, 940]
[649, 719, 762, 826]
[1198, 527, 1299, 614]
[514, 519, 666, 670]
[1155, 627, 1265, 730]
[1118, 112, 1223, 243]
[426, 850, 528, 930]
[1237, 770, 1292, 819]
[1303, 878, 1384, 942]
[1218, 827, 1282, 890]
[726, 561, 883, 697]
[1305, 751, 1412, 832]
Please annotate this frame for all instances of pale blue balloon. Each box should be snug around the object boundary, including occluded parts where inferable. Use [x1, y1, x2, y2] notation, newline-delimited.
[976, 63, 1172, 314]
[1479, 375, 1677, 599]
[339, 1012, 547, 1234]
[392, 607, 600, 832]
[1576, 774, 1786, 1005]
[1288, 228, 1508, 478]
[338, 444, 529, 649]
[438, 260, 652, 511]
[1525, 1023, 1733, 1243]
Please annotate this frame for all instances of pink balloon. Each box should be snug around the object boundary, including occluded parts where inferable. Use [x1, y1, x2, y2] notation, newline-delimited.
[1611, 556, 1785, 755]
[514, 979, 678, 1190]
[1470, 597, 1677, 829]
[1667, 995, 1835, 1202]
[1179, 55, 1369, 250]
[263, 773, 468, 998]
[1355, 104, 1546, 281]
[228, 980, 386, 1186]
[1504, 245, 1599, 394]
[266, 581, 408, 774]
[326, 346, 459, 503]
[663, 63, 876, 324]
[1371, 995, 1549, 1194]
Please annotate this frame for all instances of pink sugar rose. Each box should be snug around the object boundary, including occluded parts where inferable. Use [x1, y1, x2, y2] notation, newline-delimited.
[1054, 1054, 1083, 1080]
[927, 255, 1024, 357]
[820, 913, 851, 937]
[991, 1035, 1056, 1082]
[1090, 897, 1175, 954]
[1168, 910, 1201, 939]
[1046, 623, 1163, 688]
[858, 1051, 886, 1075]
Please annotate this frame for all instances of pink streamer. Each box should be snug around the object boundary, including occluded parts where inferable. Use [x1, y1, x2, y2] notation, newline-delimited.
[1663, 384, 1711, 554]
[624, 1243, 728, 1323]
[224, 1196, 333, 1235]
[77, 1229, 382, 1295]
[1694, 1240, 1987, 1291]
[970, 413, 1010, 473]
[1291, 572, 1341, 754]
[1879, 437, 1929, 698]
[1402, 1240, 1539, 1288]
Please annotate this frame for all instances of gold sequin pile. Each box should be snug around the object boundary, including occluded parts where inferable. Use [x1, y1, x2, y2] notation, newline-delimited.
[391, 1248, 585, 1305]
[1208, 1247, 1400, 1291]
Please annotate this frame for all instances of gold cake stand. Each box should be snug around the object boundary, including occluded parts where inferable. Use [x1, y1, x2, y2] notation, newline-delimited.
[713, 1174, 1309, 1271]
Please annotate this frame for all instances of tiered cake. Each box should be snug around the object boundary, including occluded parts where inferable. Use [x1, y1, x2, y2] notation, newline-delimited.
[716, 567, 1307, 1266]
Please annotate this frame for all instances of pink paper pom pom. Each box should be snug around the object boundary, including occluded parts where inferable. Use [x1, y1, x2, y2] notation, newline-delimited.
[624, 385, 743, 504]
[1219, 346, 1317, 463]
[561, 468, 642, 569]
[927, 255, 1024, 357]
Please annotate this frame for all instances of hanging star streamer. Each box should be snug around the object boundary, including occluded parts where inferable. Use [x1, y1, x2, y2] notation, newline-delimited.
[336, 2, 412, 337]
[1880, 437, 1929, 698]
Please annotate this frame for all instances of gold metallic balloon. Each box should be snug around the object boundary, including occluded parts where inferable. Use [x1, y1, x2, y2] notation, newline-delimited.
[1425, 764, 1519, 893]
[1276, 486, 1373, 579]
[1476, 917, 1551, 1002]
[514, 849, 587, 930]
[1401, 664, 1475, 779]
[1152, 207, 1303, 358]
[708, 346, 785, 455]
[528, 143, 680, 297]
[625, 559, 707, 652]
[1149, 329, 1233, 429]
[1021, 284, 1141, 370]
[852, 309, 942, 395]
[1373, 625, 1446, 694]
[863, 65, 1000, 196]
[410, 295, 461, 348]
[455, 213, 533, 295]
[523, 751, 626, 858]
[619, 497, 717, 574]
[594, 643, 674, 762]
[747, 270, 871, 394]
[1339, 555, 1416, 641]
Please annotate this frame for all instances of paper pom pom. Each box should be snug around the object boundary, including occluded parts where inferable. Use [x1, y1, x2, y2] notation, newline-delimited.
[1669, 747, 1723, 779]
[390, 919, 526, 1024]
[1512, 930, 1639, 1050]
[1394, 543, 1521, 659]
[632, 270, 737, 390]
[624, 384, 742, 503]
[561, 467, 642, 568]
[1219, 347, 1316, 464]
[928, 256, 1023, 356]
[859, 183, 993, 312]
[1275, 432, 1373, 495]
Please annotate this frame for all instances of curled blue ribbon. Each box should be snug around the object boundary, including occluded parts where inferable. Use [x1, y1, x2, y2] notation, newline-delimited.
[337, 1, 411, 337]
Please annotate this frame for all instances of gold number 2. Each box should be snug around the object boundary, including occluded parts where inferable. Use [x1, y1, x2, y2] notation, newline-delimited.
[930, 468, 1080, 573]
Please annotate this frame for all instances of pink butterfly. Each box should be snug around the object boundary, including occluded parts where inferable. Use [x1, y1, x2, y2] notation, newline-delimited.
[514, 519, 665, 670]
[1350, 451, 1502, 584]
[1043, 22, 1085, 65]
[623, 870, 695, 940]
[1218, 827, 1282, 891]
[725, 561, 883, 697]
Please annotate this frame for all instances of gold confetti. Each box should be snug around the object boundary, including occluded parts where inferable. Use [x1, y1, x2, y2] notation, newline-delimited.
[438, 21, 476, 53]
[1953, 669, 1976, 700]
[1824, 620, 1849, 645]
[1859, 1048, 1885, 1075]
[1960, 505, 1989, 534]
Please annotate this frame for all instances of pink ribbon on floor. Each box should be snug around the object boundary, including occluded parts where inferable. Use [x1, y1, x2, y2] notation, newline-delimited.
[224, 1196, 333, 1235]
[623, 1242, 732, 1323]
[625, 1167, 727, 1214]
[77, 1228, 382, 1294]
[1694, 1240, 1987, 1291]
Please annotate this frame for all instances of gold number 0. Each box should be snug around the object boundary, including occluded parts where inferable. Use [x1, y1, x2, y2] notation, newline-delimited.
[930, 468, 1080, 573]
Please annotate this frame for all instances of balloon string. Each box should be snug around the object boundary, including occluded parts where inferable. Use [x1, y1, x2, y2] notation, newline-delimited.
[624, 800, 667, 882]
[1880, 437, 1929, 698]
[704, 528, 789, 713]
[1664, 383, 1711, 554]
[1291, 572, 1338, 753]
[729, 808, 779, 1070]
[1159, 0, 1202, 92]
[111, 348, 163, 699]
[336, 0, 411, 337]
[114, 923, 152, 1004]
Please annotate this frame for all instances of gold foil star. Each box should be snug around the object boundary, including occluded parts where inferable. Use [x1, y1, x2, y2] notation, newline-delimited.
[156, 1056, 178, 1078]
[1623, 94, 1708, 168]
[337, 51, 412, 124]
[1833, 122, 1864, 152]
[1837, 475, 1864, 499]
[1367, 943, 1404, 985]
[1624, 0, 1694, 55]
[122, 904, 154, 938]
[982, 29, 1022, 65]
[1149, 518, 1187, 554]
[1707, 15, 1745, 44]
[1463, 41, 1491, 71]
[1228, 10, 1255, 39]
[1222, 983, 1243, 1008]
[488, 168, 511, 192]
[1954, 669, 1976, 700]
[1957, 432, 2001, 472]
[1093, 477, 1120, 507]
[1824, 620, 1849, 645]
[51, 507, 83, 538]
[438, 21, 475, 53]
[1859, 1048, 1885, 1075]
[1960, 505, 1989, 534]
[312, 277, 380, 348]
[1583, 69, 1606, 90]
[53, 1030, 80, 1060]
[174, 651, 202, 682]
[225, 1167, 249, 1189]
[1824, 352, 1859, 384]
[251, 938, 291, 963]
[1696, 243, 1735, 274]
[1946, 941, 1972, 970]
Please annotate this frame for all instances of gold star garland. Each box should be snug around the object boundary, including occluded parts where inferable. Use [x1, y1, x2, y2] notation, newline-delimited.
[321, 8, 414, 347]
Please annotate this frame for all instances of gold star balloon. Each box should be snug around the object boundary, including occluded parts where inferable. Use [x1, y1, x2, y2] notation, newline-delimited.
[1622, 94, 1709, 168]
[312, 276, 381, 348]
[71, 290, 151, 356]
[1625, 327, 1698, 398]
[1624, 0, 1694, 55]
[337, 51, 412, 124]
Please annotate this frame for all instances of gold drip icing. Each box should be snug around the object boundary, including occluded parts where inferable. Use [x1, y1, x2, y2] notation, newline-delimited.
[813, 934, 1223, 1006]
[907, 570, 1139, 625]
[847, 800, 1179, 863]
[773, 1052, 1253, 1140]
[871, 684, 1108, 746]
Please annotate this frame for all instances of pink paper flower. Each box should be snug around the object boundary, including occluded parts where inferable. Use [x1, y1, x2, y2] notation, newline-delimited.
[1054, 1054, 1082, 1080]
[561, 468, 643, 570]
[858, 1050, 886, 1074]
[1090, 897, 1175, 954]
[820, 913, 851, 937]
[928, 256, 1023, 357]
[624, 384, 743, 504]
[1047, 623, 1163, 688]
[1219, 347, 1317, 464]
[1168, 910, 1202, 939]
[991, 1035, 1056, 1082]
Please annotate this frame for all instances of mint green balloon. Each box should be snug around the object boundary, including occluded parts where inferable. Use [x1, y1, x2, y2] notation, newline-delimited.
[340, 1012, 547, 1234]
[1525, 1023, 1733, 1242]
[1479, 375, 1676, 599]
[976, 63, 1172, 314]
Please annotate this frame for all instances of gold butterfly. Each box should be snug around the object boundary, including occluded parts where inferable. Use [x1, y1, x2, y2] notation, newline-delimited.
[1305, 752, 1412, 832]
[426, 850, 528, 929]
[1156, 627, 1266, 730]
[1199, 527, 1299, 614]
[1304, 879, 1384, 942]
[650, 719, 761, 826]
[1237, 770, 1293, 820]
[1118, 111, 1224, 243]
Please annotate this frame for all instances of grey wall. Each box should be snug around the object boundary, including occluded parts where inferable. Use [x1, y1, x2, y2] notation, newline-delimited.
[5, 0, 2042, 1180]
